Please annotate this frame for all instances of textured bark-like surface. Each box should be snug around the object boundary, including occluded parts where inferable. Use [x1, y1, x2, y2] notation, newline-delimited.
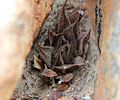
[12, 0, 100, 99]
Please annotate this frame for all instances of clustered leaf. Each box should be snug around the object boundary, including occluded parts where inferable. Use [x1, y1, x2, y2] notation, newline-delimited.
[34, 0, 90, 91]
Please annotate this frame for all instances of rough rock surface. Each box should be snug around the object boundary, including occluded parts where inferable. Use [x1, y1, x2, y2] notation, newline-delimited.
[12, 0, 99, 99]
[30, 0, 52, 38]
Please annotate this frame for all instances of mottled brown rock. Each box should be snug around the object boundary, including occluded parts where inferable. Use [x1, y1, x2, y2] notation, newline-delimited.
[31, 0, 52, 37]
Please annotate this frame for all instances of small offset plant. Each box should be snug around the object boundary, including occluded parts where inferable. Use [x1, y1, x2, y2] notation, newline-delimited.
[34, 0, 91, 91]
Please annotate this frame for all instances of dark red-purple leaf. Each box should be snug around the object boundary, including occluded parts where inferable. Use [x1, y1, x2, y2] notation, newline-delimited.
[83, 43, 89, 60]
[54, 43, 69, 65]
[56, 0, 70, 33]
[55, 35, 66, 50]
[70, 39, 77, 55]
[62, 73, 74, 82]
[52, 65, 63, 74]
[73, 22, 80, 40]
[48, 31, 58, 46]
[53, 47, 64, 66]
[78, 29, 91, 55]
[83, 29, 91, 44]
[65, 64, 85, 73]
[66, 43, 75, 64]
[41, 65, 58, 78]
[62, 45, 68, 64]
[57, 82, 69, 91]
[39, 45, 54, 68]
[58, 73, 74, 83]
[53, 62, 85, 73]
[34, 55, 44, 72]
[62, 22, 76, 42]
[68, 9, 83, 24]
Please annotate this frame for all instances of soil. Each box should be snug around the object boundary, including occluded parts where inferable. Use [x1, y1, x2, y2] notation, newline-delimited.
[12, 0, 99, 100]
